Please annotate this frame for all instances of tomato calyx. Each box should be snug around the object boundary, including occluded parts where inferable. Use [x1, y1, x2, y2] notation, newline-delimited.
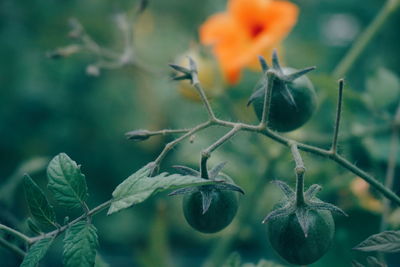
[248, 51, 316, 109]
[169, 162, 244, 214]
[263, 180, 347, 237]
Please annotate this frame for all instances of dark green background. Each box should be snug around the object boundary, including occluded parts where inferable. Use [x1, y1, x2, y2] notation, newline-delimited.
[1, 0, 399, 266]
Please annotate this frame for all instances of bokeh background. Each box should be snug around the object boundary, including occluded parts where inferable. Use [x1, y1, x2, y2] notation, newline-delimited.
[1, 0, 400, 266]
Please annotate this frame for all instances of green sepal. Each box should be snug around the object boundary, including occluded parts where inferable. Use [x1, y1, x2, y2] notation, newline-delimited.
[169, 163, 244, 199]
[172, 165, 200, 177]
[304, 184, 322, 200]
[201, 190, 213, 214]
[250, 51, 316, 111]
[208, 161, 227, 179]
[270, 180, 294, 200]
[263, 181, 347, 236]
[295, 207, 310, 237]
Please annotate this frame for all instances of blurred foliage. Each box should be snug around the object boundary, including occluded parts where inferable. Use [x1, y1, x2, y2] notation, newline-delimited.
[1, 0, 400, 266]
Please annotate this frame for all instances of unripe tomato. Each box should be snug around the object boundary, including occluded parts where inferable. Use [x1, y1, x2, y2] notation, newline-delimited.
[183, 188, 238, 233]
[267, 207, 334, 265]
[249, 67, 317, 132]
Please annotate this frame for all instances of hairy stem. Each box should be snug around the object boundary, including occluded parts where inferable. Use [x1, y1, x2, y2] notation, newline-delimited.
[290, 143, 306, 206]
[260, 71, 275, 127]
[200, 126, 241, 179]
[333, 0, 400, 78]
[30, 200, 112, 243]
[0, 224, 32, 244]
[152, 121, 213, 173]
[331, 79, 344, 154]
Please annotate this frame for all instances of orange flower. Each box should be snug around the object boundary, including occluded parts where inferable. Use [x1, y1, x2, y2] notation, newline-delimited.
[200, 0, 298, 84]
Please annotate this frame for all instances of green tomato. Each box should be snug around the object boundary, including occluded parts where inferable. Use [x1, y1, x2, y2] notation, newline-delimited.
[183, 189, 238, 234]
[267, 207, 334, 265]
[249, 67, 317, 132]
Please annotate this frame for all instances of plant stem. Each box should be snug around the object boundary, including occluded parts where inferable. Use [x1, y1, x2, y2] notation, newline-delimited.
[190, 62, 217, 120]
[333, 0, 400, 78]
[30, 200, 112, 243]
[0, 237, 26, 258]
[200, 126, 241, 179]
[290, 143, 306, 206]
[260, 71, 275, 127]
[0, 224, 32, 244]
[330, 79, 344, 154]
[152, 121, 213, 173]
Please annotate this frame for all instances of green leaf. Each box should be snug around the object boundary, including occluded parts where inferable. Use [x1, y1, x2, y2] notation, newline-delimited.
[23, 174, 57, 228]
[107, 163, 217, 215]
[365, 68, 400, 110]
[26, 218, 42, 235]
[353, 231, 400, 253]
[63, 221, 98, 267]
[20, 237, 54, 267]
[47, 153, 88, 209]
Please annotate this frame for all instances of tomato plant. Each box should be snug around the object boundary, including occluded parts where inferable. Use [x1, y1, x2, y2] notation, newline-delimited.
[248, 55, 317, 132]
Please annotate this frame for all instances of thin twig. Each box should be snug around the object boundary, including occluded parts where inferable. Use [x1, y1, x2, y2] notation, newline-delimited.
[152, 121, 214, 172]
[260, 71, 275, 126]
[0, 224, 32, 244]
[30, 200, 111, 243]
[188, 57, 217, 120]
[331, 79, 344, 154]
[200, 126, 241, 179]
[0, 237, 26, 258]
[290, 143, 306, 205]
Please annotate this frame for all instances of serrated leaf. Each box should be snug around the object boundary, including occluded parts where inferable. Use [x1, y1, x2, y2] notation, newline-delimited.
[354, 231, 400, 253]
[47, 153, 88, 209]
[24, 175, 57, 228]
[27, 218, 42, 235]
[63, 221, 98, 267]
[20, 237, 54, 267]
[107, 163, 217, 215]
